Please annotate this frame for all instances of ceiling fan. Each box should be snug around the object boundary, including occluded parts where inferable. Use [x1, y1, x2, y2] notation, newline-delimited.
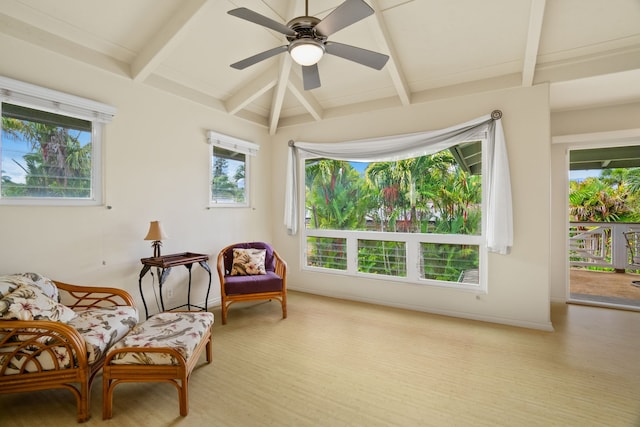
[228, 0, 389, 90]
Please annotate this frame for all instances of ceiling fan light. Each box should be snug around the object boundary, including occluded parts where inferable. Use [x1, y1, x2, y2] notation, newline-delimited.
[289, 39, 324, 66]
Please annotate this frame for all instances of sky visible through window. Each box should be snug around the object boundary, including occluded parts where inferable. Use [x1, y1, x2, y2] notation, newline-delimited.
[569, 169, 601, 182]
[1, 127, 91, 184]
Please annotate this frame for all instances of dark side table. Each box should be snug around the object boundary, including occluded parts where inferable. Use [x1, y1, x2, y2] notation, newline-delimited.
[139, 252, 212, 319]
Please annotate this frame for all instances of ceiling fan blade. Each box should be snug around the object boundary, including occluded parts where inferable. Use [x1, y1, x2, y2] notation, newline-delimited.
[325, 42, 389, 70]
[230, 45, 288, 70]
[228, 8, 296, 36]
[314, 0, 374, 37]
[302, 64, 321, 90]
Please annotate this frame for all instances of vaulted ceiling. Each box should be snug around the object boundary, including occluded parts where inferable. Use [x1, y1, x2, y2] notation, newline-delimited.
[1, 0, 640, 135]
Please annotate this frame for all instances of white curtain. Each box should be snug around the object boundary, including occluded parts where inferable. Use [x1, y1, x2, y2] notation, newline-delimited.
[284, 113, 513, 254]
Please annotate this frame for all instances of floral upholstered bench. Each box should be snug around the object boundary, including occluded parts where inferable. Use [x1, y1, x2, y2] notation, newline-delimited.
[102, 311, 214, 419]
[0, 273, 138, 422]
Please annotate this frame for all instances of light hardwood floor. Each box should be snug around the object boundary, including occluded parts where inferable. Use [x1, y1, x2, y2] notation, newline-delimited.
[1, 291, 639, 427]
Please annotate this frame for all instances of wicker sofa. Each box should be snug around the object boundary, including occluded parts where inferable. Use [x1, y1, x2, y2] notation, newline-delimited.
[0, 273, 138, 422]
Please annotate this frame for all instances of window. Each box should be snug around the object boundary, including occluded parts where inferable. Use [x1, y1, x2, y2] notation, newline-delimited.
[207, 131, 259, 207]
[303, 141, 486, 290]
[0, 76, 115, 206]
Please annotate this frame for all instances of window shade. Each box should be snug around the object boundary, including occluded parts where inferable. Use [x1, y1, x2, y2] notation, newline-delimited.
[207, 130, 259, 156]
[0, 75, 116, 123]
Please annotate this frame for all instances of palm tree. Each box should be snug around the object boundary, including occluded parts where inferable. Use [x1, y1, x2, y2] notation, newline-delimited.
[2, 117, 91, 197]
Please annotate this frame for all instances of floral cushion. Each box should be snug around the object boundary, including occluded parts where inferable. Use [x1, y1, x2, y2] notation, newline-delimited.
[0, 305, 138, 375]
[67, 306, 138, 364]
[0, 284, 76, 323]
[108, 311, 214, 366]
[230, 248, 266, 276]
[0, 272, 58, 300]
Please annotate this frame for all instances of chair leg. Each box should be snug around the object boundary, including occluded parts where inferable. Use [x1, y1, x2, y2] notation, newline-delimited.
[221, 301, 228, 325]
[281, 296, 287, 319]
[179, 377, 189, 416]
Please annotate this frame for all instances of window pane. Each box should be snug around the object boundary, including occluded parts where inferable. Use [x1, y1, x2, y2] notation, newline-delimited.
[211, 146, 246, 204]
[420, 243, 479, 284]
[306, 236, 347, 270]
[305, 143, 482, 235]
[358, 239, 406, 277]
[1, 103, 93, 199]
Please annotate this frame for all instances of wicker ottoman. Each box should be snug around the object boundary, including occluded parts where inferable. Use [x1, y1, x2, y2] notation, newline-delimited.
[102, 311, 214, 419]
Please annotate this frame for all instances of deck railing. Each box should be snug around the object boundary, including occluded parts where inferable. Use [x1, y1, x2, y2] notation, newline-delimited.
[569, 222, 640, 270]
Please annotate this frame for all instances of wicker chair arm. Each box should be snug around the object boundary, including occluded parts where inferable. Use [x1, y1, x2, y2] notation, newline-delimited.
[273, 249, 287, 281]
[53, 280, 136, 310]
[0, 320, 89, 375]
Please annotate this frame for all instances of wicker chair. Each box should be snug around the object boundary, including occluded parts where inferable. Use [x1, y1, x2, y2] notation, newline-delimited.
[216, 242, 287, 324]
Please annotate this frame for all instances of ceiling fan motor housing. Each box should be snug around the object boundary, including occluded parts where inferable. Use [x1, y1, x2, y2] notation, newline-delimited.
[286, 16, 326, 43]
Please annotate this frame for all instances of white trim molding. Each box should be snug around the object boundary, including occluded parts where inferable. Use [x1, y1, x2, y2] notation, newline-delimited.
[0, 75, 116, 123]
[207, 130, 259, 156]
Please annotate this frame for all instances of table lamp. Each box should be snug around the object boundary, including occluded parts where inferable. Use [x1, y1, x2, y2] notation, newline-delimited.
[144, 221, 168, 257]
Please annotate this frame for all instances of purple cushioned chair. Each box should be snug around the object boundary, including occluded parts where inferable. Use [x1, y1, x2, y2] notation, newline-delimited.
[216, 242, 287, 324]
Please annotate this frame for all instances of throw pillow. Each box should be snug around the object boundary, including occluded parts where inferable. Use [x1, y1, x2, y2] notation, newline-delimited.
[230, 248, 267, 276]
[0, 284, 76, 323]
[0, 272, 59, 301]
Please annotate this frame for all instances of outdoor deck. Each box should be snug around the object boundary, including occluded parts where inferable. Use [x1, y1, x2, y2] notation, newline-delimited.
[570, 268, 640, 309]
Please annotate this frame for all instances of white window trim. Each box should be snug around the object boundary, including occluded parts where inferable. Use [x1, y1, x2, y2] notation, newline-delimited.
[0, 76, 115, 206]
[207, 131, 259, 208]
[0, 76, 116, 123]
[207, 131, 259, 156]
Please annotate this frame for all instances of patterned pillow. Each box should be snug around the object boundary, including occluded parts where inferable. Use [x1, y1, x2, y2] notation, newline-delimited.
[230, 248, 267, 276]
[0, 272, 59, 301]
[0, 284, 76, 323]
[0, 277, 19, 299]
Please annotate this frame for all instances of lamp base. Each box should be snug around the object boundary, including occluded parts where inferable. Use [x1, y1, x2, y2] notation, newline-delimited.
[151, 241, 162, 258]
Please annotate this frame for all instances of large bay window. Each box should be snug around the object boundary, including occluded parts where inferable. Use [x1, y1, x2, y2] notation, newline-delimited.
[285, 112, 512, 291]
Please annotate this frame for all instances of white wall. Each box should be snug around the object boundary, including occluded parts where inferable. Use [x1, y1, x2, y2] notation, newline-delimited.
[271, 85, 554, 331]
[1, 33, 557, 330]
[0, 35, 273, 315]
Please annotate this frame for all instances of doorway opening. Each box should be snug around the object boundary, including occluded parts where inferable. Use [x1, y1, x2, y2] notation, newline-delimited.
[568, 145, 640, 311]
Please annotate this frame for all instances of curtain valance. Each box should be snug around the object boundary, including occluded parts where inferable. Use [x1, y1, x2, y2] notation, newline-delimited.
[284, 112, 512, 254]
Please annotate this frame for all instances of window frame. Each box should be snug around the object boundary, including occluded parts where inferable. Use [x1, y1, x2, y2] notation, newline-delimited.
[300, 138, 488, 292]
[207, 130, 259, 208]
[0, 76, 115, 206]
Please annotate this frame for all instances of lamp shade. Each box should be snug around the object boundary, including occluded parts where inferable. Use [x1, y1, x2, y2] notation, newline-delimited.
[144, 221, 168, 241]
[289, 39, 324, 66]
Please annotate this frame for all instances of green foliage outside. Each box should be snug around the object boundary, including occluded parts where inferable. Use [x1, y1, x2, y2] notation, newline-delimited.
[211, 148, 245, 203]
[1, 116, 92, 198]
[569, 168, 640, 222]
[305, 151, 482, 281]
[569, 168, 640, 272]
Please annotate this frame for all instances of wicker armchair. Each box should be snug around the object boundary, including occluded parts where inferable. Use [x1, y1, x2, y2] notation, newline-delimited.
[0, 276, 137, 422]
[216, 242, 287, 324]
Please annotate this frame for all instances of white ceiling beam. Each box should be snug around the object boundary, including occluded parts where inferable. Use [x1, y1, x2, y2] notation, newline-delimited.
[368, 0, 411, 106]
[269, 54, 293, 135]
[225, 73, 277, 115]
[286, 74, 324, 121]
[522, 0, 547, 87]
[0, 13, 130, 78]
[131, 0, 209, 82]
[266, 0, 298, 134]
